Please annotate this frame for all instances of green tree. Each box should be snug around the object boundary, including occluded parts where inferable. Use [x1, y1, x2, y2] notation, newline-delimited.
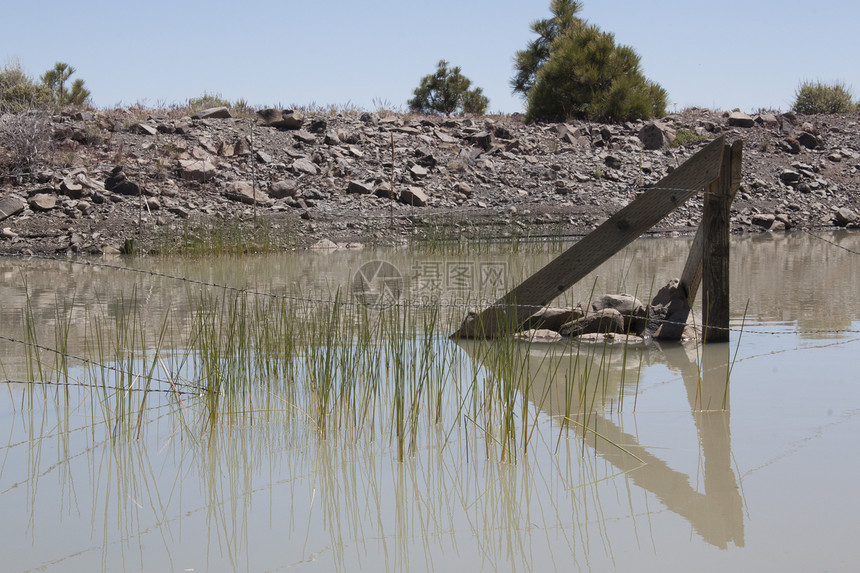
[40, 62, 91, 107]
[512, 0, 667, 123]
[408, 60, 489, 115]
[511, 0, 583, 98]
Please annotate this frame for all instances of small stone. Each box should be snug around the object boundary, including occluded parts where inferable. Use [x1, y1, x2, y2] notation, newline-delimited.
[513, 329, 563, 343]
[435, 129, 458, 144]
[178, 159, 216, 182]
[454, 181, 473, 197]
[347, 180, 374, 195]
[751, 213, 776, 229]
[469, 131, 494, 150]
[268, 180, 298, 199]
[399, 186, 428, 207]
[60, 176, 84, 199]
[374, 182, 396, 199]
[779, 170, 801, 184]
[409, 164, 428, 179]
[604, 155, 623, 169]
[292, 158, 318, 175]
[0, 196, 25, 221]
[796, 132, 820, 150]
[167, 206, 190, 219]
[224, 181, 272, 205]
[192, 106, 232, 120]
[29, 193, 57, 211]
[293, 130, 317, 144]
[310, 238, 338, 249]
[136, 122, 158, 136]
[835, 207, 858, 226]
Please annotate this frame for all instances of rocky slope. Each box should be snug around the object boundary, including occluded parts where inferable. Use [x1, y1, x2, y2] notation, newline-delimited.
[1, 106, 858, 256]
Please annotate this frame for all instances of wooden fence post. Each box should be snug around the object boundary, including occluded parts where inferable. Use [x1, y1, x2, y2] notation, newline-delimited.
[453, 137, 726, 339]
[701, 141, 742, 343]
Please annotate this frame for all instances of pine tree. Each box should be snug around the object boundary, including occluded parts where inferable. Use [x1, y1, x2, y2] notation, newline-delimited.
[512, 0, 666, 123]
[511, 0, 583, 98]
[409, 60, 489, 115]
[40, 62, 91, 107]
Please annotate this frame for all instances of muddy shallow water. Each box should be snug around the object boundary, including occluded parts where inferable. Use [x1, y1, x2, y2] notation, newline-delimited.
[1, 231, 859, 572]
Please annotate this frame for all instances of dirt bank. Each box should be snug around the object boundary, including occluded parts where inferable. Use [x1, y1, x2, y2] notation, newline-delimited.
[1, 106, 858, 256]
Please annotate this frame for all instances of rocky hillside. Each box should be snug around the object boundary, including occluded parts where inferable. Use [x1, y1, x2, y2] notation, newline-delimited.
[1, 105, 858, 255]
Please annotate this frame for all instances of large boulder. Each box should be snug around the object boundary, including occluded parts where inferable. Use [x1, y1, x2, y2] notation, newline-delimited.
[727, 111, 755, 128]
[256, 108, 304, 130]
[560, 308, 626, 337]
[638, 121, 676, 150]
[646, 279, 699, 340]
[524, 306, 581, 332]
[590, 294, 647, 334]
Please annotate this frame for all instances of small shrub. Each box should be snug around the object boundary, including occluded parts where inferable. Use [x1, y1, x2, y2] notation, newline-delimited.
[671, 128, 707, 148]
[792, 81, 856, 114]
[231, 98, 255, 117]
[1, 82, 53, 111]
[0, 61, 52, 111]
[187, 91, 232, 111]
[408, 60, 489, 115]
[0, 110, 51, 175]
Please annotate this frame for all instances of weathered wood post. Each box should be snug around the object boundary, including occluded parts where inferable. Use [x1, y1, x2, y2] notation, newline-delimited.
[701, 141, 742, 343]
[452, 137, 726, 339]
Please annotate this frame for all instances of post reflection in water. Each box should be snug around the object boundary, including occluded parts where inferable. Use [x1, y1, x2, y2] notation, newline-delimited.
[458, 336, 745, 551]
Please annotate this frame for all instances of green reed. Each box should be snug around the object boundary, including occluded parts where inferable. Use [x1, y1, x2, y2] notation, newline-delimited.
[10, 259, 651, 464]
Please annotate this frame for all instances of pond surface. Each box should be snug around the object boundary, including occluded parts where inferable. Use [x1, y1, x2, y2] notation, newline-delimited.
[1, 231, 859, 572]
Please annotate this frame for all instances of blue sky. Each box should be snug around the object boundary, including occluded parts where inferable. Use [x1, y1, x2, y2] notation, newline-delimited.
[3, 0, 858, 113]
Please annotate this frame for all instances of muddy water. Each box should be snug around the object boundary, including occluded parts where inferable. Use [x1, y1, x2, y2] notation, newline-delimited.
[1, 230, 859, 572]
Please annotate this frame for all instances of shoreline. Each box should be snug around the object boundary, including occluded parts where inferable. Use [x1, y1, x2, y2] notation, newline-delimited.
[2, 107, 858, 256]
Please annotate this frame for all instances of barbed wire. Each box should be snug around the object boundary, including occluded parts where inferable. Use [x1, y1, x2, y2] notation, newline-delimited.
[3, 256, 860, 344]
[5, 250, 860, 337]
[800, 228, 860, 257]
[0, 332, 204, 394]
[0, 377, 200, 396]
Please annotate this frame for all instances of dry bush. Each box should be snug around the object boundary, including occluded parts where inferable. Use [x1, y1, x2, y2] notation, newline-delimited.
[0, 109, 51, 176]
